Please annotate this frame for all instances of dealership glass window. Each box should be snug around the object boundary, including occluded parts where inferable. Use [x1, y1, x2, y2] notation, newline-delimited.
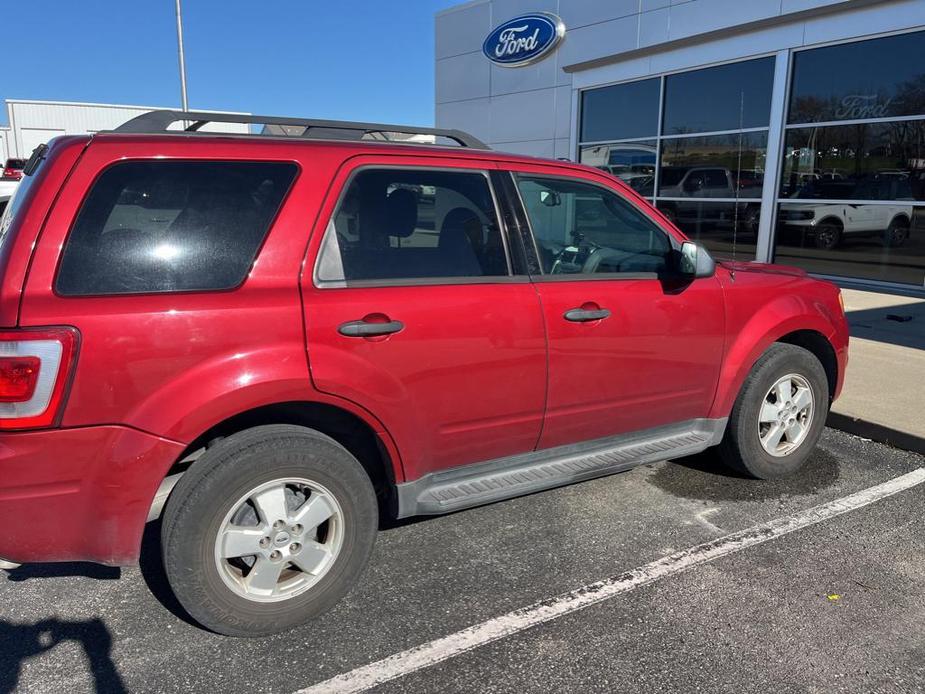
[774, 30, 925, 287]
[578, 141, 657, 197]
[656, 201, 758, 259]
[578, 56, 774, 261]
[580, 78, 660, 143]
[775, 204, 925, 285]
[662, 57, 774, 135]
[779, 121, 925, 201]
[788, 30, 925, 124]
[659, 132, 768, 199]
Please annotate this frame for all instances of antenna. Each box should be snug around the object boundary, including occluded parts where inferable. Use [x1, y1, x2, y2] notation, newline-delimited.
[731, 90, 746, 275]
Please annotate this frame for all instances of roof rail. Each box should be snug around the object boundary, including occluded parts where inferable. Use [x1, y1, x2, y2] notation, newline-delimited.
[112, 110, 490, 149]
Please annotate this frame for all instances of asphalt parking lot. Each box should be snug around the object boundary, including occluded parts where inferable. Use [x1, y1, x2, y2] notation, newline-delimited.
[2, 428, 924, 694]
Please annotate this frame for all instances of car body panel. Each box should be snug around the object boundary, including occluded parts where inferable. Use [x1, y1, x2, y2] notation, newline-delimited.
[0, 133, 849, 566]
[300, 154, 547, 480]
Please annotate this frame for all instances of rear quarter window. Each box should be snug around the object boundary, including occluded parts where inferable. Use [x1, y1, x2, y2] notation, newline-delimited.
[56, 160, 297, 296]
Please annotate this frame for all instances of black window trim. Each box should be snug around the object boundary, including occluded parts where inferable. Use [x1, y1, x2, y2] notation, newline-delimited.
[52, 157, 301, 299]
[504, 170, 682, 283]
[312, 163, 524, 290]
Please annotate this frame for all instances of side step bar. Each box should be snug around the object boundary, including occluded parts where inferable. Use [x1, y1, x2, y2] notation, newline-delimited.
[396, 418, 727, 517]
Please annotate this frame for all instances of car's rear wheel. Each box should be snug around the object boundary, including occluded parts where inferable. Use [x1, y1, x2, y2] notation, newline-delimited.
[883, 217, 910, 247]
[718, 343, 829, 479]
[161, 424, 377, 637]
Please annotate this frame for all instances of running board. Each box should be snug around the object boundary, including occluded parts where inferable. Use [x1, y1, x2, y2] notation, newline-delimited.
[396, 418, 727, 517]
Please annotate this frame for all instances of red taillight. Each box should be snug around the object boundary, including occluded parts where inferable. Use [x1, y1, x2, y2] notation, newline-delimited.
[0, 328, 79, 430]
[0, 356, 41, 402]
[1, 167, 21, 180]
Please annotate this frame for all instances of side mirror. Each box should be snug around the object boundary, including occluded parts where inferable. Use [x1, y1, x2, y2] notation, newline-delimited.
[678, 241, 716, 279]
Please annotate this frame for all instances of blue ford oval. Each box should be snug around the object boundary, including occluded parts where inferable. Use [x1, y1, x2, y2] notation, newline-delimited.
[482, 13, 565, 67]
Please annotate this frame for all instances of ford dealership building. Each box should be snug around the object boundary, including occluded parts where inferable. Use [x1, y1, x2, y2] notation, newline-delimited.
[434, 0, 925, 289]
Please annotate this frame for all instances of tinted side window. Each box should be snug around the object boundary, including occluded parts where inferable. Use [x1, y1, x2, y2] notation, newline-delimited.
[317, 168, 508, 282]
[516, 175, 672, 275]
[56, 161, 296, 295]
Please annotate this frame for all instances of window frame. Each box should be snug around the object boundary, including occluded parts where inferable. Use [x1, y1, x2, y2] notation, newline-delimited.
[52, 157, 300, 298]
[506, 170, 682, 283]
[312, 164, 521, 289]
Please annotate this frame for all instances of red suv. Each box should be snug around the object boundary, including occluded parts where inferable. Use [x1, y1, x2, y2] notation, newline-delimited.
[0, 111, 848, 636]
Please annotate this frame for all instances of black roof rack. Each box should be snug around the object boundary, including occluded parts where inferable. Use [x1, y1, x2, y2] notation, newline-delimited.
[112, 110, 489, 149]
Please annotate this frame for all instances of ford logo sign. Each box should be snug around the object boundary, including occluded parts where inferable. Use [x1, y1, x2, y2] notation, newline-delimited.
[483, 13, 566, 68]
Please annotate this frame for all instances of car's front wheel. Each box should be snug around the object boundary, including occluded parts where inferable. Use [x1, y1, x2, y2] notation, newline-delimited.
[718, 343, 829, 479]
[161, 425, 378, 637]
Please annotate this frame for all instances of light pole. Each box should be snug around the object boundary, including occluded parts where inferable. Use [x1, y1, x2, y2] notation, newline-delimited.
[175, 0, 189, 111]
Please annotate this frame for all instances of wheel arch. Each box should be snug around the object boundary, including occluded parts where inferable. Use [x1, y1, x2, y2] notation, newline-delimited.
[710, 299, 841, 420]
[150, 400, 404, 525]
[816, 215, 844, 230]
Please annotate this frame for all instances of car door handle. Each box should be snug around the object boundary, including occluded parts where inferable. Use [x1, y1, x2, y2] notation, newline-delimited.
[564, 307, 611, 322]
[338, 319, 404, 338]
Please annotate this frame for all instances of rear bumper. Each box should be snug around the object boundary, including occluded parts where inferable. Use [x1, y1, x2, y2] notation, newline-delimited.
[0, 426, 185, 566]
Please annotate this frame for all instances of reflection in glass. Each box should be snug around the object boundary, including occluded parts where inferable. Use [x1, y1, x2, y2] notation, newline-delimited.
[580, 78, 660, 142]
[775, 203, 925, 285]
[659, 132, 768, 199]
[780, 121, 925, 201]
[789, 30, 925, 124]
[657, 200, 759, 260]
[580, 142, 657, 196]
[662, 57, 774, 135]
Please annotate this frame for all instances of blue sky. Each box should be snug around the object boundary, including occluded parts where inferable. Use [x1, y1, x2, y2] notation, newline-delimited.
[2, 1, 462, 127]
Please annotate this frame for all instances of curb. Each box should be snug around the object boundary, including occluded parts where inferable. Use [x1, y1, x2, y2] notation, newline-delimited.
[827, 412, 925, 456]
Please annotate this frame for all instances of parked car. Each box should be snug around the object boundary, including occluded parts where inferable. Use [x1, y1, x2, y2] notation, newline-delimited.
[2, 157, 26, 181]
[658, 166, 761, 236]
[780, 173, 917, 249]
[0, 111, 848, 637]
[778, 202, 914, 249]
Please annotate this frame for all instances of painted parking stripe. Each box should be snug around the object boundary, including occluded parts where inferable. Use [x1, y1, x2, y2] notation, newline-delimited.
[298, 467, 925, 694]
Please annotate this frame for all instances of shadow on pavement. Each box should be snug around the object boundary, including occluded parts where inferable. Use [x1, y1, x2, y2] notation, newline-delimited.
[5, 563, 120, 582]
[648, 447, 840, 502]
[848, 303, 925, 351]
[0, 617, 126, 694]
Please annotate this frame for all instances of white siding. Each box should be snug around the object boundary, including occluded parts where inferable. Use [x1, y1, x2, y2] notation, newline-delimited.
[4, 101, 250, 158]
[0, 128, 9, 163]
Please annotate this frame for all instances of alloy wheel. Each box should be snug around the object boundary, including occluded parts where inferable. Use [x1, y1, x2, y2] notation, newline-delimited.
[213, 478, 345, 602]
[757, 373, 815, 457]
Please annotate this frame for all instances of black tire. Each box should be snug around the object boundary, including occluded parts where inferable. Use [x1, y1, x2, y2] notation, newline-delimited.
[161, 424, 378, 637]
[813, 221, 842, 250]
[883, 217, 910, 247]
[718, 344, 829, 479]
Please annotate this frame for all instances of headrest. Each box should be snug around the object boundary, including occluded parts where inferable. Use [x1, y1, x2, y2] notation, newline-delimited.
[384, 188, 418, 238]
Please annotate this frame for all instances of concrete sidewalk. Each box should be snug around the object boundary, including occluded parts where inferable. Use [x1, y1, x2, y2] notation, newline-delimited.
[828, 287, 925, 453]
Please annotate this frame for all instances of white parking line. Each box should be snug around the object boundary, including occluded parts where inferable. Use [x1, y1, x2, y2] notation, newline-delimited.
[298, 468, 925, 694]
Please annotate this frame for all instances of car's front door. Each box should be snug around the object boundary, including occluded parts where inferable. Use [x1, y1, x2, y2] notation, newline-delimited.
[508, 167, 726, 450]
[302, 158, 547, 481]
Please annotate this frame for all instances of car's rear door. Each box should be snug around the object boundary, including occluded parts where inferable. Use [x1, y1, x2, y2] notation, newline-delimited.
[502, 163, 726, 450]
[301, 155, 547, 481]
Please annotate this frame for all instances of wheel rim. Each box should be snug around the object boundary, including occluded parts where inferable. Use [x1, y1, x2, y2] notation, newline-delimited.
[757, 373, 815, 457]
[213, 477, 345, 603]
[817, 226, 837, 248]
[889, 224, 908, 244]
